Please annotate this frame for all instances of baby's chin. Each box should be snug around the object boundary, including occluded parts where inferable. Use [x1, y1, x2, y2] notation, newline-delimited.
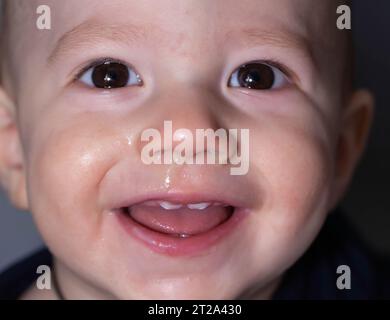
[101, 249, 285, 300]
[108, 265, 278, 300]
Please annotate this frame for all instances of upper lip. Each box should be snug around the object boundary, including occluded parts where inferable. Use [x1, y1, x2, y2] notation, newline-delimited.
[100, 164, 258, 212]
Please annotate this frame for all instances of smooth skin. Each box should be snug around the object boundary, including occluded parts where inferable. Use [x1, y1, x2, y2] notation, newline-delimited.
[0, 0, 373, 299]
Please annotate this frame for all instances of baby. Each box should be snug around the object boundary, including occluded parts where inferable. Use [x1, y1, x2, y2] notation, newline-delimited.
[0, 0, 386, 300]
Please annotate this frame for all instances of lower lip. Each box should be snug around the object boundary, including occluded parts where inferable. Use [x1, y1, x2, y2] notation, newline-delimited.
[115, 207, 249, 256]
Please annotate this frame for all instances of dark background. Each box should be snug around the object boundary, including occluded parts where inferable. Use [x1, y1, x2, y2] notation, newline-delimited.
[342, 0, 389, 256]
[0, 0, 389, 271]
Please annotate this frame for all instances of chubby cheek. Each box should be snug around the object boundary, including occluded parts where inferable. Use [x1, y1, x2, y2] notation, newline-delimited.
[247, 115, 334, 271]
[24, 114, 127, 266]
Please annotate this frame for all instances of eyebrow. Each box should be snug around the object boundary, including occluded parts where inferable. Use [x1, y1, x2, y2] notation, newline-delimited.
[48, 20, 315, 67]
[226, 26, 315, 62]
[48, 20, 154, 64]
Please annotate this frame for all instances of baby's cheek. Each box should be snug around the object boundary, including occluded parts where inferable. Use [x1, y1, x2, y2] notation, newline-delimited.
[25, 116, 126, 248]
[249, 121, 333, 252]
[271, 136, 330, 216]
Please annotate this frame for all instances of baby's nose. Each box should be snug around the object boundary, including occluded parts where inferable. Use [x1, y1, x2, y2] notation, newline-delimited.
[136, 86, 227, 156]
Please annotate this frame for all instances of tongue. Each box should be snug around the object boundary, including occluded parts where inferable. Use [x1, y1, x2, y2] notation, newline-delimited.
[129, 204, 232, 236]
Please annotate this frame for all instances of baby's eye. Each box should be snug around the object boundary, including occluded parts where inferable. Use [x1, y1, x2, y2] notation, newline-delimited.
[78, 61, 143, 89]
[228, 62, 288, 90]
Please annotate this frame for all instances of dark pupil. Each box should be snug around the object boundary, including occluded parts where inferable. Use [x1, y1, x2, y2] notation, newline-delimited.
[92, 62, 130, 89]
[237, 63, 275, 90]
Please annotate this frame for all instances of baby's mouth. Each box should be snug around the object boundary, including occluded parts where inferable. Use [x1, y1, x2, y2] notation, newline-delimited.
[110, 185, 252, 255]
[121, 200, 235, 238]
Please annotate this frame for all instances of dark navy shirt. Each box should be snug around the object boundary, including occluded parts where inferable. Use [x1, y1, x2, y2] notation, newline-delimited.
[1, 207, 389, 300]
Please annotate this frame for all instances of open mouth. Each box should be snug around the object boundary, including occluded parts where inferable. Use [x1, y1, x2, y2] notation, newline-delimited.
[115, 198, 247, 256]
[120, 201, 235, 238]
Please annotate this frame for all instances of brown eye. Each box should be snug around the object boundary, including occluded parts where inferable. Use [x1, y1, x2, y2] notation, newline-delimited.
[79, 61, 142, 89]
[229, 62, 288, 90]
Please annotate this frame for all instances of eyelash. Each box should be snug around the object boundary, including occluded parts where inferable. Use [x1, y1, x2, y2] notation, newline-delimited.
[258, 59, 292, 79]
[228, 59, 292, 88]
[74, 57, 130, 81]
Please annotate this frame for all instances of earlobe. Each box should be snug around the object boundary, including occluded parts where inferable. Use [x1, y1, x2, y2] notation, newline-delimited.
[0, 87, 28, 210]
[330, 89, 375, 210]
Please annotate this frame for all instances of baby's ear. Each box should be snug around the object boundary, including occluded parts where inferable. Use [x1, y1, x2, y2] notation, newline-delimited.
[330, 89, 374, 209]
[0, 87, 28, 210]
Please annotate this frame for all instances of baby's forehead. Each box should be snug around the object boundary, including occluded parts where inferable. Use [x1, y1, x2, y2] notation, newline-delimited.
[9, 0, 338, 44]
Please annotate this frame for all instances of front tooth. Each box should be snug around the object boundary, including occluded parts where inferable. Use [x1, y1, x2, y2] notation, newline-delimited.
[187, 202, 211, 210]
[159, 201, 183, 210]
[179, 233, 190, 238]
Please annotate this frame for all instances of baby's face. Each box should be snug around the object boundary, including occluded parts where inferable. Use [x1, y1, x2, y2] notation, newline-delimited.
[1, 0, 372, 299]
